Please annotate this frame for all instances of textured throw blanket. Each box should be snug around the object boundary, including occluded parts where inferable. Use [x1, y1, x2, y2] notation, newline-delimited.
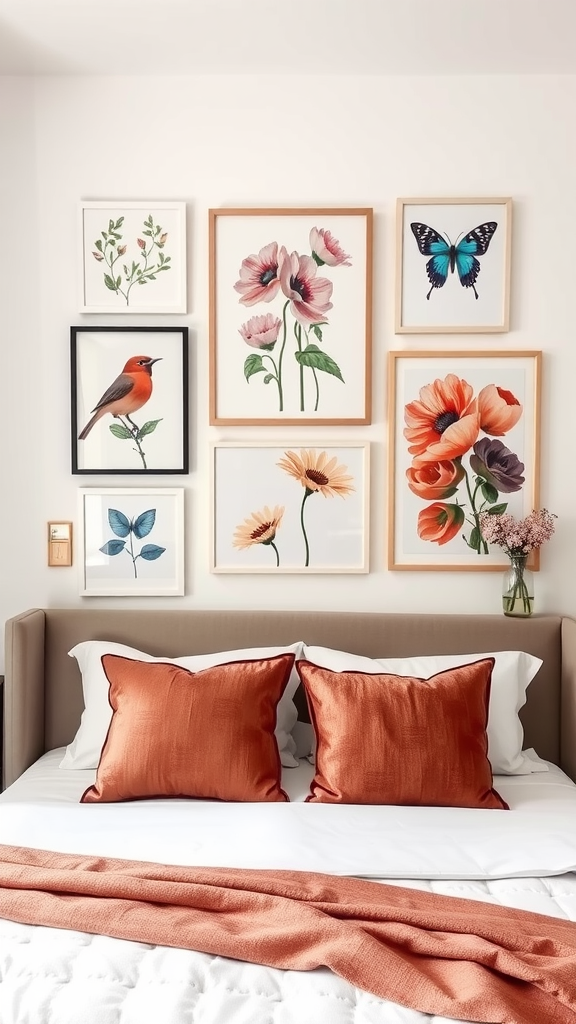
[0, 844, 575, 1024]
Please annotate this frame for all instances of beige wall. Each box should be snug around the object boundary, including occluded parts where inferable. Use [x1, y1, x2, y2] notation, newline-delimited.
[1, 73, 574, 667]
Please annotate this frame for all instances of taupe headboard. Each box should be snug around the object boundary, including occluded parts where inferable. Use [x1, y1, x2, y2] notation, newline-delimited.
[4, 608, 576, 788]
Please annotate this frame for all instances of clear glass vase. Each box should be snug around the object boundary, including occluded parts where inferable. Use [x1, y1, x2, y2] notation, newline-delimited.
[502, 553, 534, 617]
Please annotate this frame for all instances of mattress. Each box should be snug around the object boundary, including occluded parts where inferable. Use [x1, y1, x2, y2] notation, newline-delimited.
[1, 749, 576, 878]
[1, 751, 576, 1024]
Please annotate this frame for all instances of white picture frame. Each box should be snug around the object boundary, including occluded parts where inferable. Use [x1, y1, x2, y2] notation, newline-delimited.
[79, 201, 187, 313]
[79, 487, 185, 595]
[211, 442, 369, 573]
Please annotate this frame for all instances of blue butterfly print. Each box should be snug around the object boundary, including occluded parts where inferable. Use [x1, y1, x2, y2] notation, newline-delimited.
[410, 221, 498, 300]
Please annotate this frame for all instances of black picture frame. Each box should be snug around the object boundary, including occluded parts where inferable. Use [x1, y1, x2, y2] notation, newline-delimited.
[71, 325, 189, 475]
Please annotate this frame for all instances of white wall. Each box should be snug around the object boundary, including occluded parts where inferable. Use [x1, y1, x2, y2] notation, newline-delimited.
[1, 73, 574, 667]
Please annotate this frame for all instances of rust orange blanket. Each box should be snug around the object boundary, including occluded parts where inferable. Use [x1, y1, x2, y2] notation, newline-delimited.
[0, 844, 575, 1024]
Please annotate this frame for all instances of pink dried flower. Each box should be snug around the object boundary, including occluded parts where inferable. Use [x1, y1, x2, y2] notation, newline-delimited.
[479, 508, 557, 556]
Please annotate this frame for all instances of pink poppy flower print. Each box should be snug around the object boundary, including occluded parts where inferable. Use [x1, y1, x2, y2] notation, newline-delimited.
[279, 251, 333, 327]
[310, 227, 352, 267]
[234, 242, 283, 306]
[239, 314, 282, 350]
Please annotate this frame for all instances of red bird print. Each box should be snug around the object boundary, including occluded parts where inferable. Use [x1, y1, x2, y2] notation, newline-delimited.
[78, 355, 161, 440]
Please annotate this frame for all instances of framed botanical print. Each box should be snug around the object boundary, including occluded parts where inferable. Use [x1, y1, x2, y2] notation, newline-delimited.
[79, 487, 185, 596]
[211, 442, 369, 573]
[79, 201, 187, 313]
[209, 207, 373, 424]
[388, 350, 541, 570]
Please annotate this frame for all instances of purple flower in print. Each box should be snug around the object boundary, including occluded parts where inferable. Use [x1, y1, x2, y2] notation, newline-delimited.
[470, 438, 525, 493]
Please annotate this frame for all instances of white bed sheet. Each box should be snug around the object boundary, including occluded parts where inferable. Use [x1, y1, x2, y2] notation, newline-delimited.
[2, 752, 576, 1024]
[1, 748, 576, 880]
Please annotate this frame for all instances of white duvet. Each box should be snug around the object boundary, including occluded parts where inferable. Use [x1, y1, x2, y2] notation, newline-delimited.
[1, 750, 576, 1024]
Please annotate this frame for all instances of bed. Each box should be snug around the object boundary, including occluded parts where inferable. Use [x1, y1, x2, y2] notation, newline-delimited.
[2, 607, 576, 1024]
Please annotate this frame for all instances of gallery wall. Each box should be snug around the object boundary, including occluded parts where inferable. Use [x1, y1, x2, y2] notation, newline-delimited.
[1, 72, 574, 667]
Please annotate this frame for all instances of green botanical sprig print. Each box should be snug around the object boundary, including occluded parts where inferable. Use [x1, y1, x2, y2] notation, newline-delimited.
[92, 215, 172, 306]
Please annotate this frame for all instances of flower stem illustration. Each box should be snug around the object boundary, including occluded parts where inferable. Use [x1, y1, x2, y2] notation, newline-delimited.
[92, 215, 172, 306]
[99, 508, 166, 578]
[78, 355, 162, 470]
[235, 227, 350, 414]
[277, 449, 354, 567]
[232, 506, 284, 566]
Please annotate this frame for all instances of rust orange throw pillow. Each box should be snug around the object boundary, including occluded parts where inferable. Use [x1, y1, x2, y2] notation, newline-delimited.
[81, 653, 295, 804]
[297, 658, 508, 809]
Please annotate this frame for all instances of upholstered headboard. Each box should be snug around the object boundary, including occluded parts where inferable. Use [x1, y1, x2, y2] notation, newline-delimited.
[4, 608, 576, 788]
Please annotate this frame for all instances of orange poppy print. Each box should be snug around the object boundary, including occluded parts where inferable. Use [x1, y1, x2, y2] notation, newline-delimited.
[406, 459, 465, 501]
[478, 384, 522, 436]
[404, 373, 480, 462]
[417, 503, 465, 546]
[403, 369, 526, 556]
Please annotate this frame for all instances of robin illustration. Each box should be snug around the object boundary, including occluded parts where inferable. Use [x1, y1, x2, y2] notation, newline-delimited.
[78, 355, 161, 440]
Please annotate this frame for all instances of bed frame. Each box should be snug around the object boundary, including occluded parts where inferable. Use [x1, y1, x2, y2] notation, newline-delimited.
[4, 608, 576, 789]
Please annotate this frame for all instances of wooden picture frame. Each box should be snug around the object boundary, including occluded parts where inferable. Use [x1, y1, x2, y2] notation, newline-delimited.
[71, 326, 189, 475]
[211, 441, 370, 573]
[395, 197, 512, 333]
[209, 208, 373, 424]
[387, 350, 541, 571]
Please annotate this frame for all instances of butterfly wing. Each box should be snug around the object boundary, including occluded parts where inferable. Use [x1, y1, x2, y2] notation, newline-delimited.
[454, 222, 498, 291]
[410, 222, 452, 291]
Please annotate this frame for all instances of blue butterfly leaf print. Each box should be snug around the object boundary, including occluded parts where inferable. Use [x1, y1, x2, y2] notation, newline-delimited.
[107, 508, 132, 537]
[139, 543, 166, 561]
[99, 539, 126, 556]
[133, 508, 156, 539]
[410, 221, 498, 300]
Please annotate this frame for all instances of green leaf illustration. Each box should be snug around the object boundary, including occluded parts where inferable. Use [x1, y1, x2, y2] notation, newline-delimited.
[104, 274, 118, 291]
[137, 419, 162, 438]
[311, 324, 324, 342]
[467, 526, 481, 551]
[109, 423, 133, 439]
[244, 353, 266, 381]
[296, 345, 344, 383]
[486, 503, 508, 516]
[480, 481, 499, 504]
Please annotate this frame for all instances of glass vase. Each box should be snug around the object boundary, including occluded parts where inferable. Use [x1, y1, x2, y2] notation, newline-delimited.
[502, 554, 534, 617]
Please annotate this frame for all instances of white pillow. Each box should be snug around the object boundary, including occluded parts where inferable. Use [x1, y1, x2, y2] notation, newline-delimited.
[60, 640, 303, 770]
[301, 645, 547, 775]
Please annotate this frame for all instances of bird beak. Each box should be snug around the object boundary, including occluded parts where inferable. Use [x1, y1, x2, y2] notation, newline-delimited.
[148, 358, 162, 366]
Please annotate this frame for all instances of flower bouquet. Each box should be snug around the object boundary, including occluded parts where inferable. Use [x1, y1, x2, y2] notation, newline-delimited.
[479, 508, 557, 615]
